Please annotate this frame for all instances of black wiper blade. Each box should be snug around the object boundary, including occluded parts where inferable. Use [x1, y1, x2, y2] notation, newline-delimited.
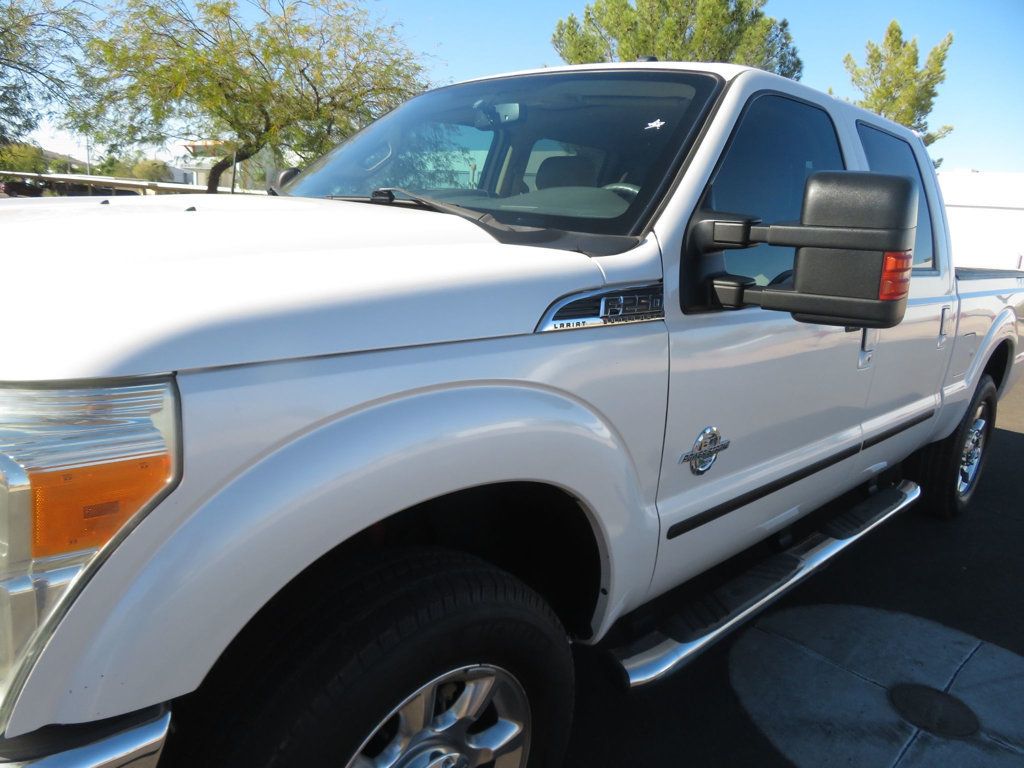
[368, 187, 480, 219]
[323, 188, 637, 255]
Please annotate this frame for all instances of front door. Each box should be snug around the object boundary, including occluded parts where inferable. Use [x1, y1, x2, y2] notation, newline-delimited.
[651, 91, 873, 597]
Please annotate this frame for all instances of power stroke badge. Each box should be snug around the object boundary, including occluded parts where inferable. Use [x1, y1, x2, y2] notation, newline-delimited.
[680, 426, 730, 475]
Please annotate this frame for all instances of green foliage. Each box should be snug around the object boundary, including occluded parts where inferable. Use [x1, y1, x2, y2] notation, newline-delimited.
[0, 142, 49, 172]
[95, 152, 137, 177]
[69, 0, 426, 192]
[0, 1, 87, 147]
[95, 151, 172, 181]
[131, 157, 171, 181]
[552, 0, 802, 79]
[843, 20, 953, 146]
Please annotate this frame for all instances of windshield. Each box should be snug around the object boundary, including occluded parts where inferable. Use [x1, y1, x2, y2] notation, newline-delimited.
[285, 70, 720, 236]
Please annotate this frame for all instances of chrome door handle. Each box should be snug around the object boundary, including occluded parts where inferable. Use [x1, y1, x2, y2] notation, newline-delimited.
[858, 328, 880, 370]
[938, 306, 952, 348]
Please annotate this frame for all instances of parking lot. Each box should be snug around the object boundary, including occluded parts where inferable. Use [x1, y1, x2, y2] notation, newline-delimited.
[568, 382, 1024, 767]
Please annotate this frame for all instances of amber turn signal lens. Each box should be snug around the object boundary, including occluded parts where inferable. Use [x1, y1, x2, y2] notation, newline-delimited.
[879, 251, 913, 301]
[30, 454, 172, 558]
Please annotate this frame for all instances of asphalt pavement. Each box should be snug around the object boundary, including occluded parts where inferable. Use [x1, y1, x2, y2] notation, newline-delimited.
[567, 382, 1024, 767]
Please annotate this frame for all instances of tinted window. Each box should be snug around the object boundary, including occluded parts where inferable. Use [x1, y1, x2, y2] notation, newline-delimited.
[286, 71, 719, 236]
[857, 123, 935, 269]
[523, 139, 607, 192]
[710, 95, 845, 286]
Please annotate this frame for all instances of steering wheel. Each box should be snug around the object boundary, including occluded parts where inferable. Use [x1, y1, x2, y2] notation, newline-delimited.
[602, 182, 641, 202]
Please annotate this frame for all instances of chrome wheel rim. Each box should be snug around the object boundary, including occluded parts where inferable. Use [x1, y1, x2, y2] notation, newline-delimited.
[345, 665, 531, 768]
[956, 402, 989, 496]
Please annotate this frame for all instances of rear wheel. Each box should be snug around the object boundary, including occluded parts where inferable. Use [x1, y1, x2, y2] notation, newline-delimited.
[168, 549, 574, 768]
[914, 374, 997, 519]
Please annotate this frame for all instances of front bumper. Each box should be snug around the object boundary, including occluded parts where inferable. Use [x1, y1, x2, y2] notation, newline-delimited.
[0, 710, 168, 768]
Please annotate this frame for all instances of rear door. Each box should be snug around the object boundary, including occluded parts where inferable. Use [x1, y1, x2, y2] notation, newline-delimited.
[651, 88, 873, 597]
[852, 123, 956, 470]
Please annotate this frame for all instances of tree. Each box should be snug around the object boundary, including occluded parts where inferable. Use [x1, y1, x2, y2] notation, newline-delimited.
[0, 1, 86, 151]
[95, 152, 138, 178]
[0, 142, 49, 172]
[843, 20, 953, 146]
[552, 0, 802, 79]
[132, 157, 172, 181]
[70, 0, 426, 192]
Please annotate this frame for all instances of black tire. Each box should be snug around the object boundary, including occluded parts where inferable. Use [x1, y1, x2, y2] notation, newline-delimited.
[167, 549, 574, 768]
[914, 374, 998, 520]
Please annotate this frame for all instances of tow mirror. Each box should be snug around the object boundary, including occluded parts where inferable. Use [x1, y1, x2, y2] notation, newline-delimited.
[275, 167, 301, 190]
[698, 171, 918, 329]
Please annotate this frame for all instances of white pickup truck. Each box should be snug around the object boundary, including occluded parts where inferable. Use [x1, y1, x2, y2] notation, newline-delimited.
[0, 62, 1022, 768]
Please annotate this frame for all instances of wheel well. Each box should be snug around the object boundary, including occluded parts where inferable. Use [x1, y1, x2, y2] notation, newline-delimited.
[984, 340, 1012, 391]
[221, 481, 602, 662]
[343, 482, 604, 638]
[163, 482, 602, 765]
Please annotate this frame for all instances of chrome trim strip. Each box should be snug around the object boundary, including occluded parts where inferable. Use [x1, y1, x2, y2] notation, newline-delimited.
[0, 454, 33, 573]
[666, 443, 861, 539]
[2, 711, 170, 768]
[535, 283, 664, 333]
[861, 408, 936, 450]
[619, 480, 921, 687]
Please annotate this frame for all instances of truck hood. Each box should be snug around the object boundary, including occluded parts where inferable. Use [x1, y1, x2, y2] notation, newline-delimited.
[0, 194, 606, 381]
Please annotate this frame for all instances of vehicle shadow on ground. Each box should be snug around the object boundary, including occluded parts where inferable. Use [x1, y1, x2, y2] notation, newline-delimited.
[566, 419, 1024, 767]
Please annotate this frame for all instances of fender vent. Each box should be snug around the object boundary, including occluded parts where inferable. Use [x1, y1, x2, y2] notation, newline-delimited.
[553, 296, 603, 320]
[539, 283, 665, 332]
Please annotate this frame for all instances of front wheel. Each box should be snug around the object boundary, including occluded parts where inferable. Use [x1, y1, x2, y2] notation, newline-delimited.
[914, 374, 998, 519]
[174, 549, 575, 768]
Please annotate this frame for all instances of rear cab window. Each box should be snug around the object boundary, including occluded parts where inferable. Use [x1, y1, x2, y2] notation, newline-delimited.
[856, 123, 936, 270]
[523, 139, 607, 193]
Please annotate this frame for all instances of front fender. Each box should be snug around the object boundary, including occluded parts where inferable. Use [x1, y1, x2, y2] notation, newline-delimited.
[8, 381, 660, 734]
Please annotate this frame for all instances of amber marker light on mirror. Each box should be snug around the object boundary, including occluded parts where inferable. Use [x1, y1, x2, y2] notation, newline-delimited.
[880, 250, 913, 301]
[0, 380, 179, 720]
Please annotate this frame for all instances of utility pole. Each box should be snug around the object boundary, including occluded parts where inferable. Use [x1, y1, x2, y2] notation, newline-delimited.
[86, 137, 92, 195]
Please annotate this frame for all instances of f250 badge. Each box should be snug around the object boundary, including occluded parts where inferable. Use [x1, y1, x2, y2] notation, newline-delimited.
[680, 426, 730, 475]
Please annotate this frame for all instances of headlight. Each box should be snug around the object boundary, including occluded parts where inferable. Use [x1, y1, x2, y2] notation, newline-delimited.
[0, 380, 179, 708]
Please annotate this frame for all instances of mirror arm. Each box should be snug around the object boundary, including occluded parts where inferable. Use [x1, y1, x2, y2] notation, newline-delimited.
[711, 274, 761, 309]
[700, 215, 913, 253]
[694, 214, 762, 252]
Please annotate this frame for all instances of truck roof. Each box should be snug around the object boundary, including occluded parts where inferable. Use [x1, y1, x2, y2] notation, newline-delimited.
[457, 61, 921, 147]
[459, 60, 755, 84]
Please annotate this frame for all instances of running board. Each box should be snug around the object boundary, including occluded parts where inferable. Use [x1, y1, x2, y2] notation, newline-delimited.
[614, 480, 921, 688]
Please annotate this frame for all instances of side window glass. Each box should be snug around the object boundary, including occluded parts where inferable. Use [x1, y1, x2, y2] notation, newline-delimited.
[857, 123, 935, 269]
[709, 95, 845, 286]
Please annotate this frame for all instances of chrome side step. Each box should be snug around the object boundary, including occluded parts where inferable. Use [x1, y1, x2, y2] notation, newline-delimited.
[615, 480, 921, 688]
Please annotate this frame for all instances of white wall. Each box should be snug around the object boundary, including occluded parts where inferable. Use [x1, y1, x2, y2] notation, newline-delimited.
[938, 171, 1024, 271]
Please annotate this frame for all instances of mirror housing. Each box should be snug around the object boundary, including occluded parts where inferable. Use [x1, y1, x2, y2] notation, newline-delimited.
[699, 171, 918, 329]
[275, 167, 301, 190]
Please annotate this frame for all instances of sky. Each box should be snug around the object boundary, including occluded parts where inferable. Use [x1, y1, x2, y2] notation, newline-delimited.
[32, 0, 1024, 173]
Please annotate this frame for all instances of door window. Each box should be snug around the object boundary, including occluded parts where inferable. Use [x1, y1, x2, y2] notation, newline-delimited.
[856, 123, 935, 269]
[709, 95, 845, 286]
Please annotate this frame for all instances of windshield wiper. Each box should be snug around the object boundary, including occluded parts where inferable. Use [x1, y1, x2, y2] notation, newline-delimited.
[368, 187, 479, 218]
[328, 187, 510, 237]
[325, 187, 480, 218]
[325, 188, 639, 256]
